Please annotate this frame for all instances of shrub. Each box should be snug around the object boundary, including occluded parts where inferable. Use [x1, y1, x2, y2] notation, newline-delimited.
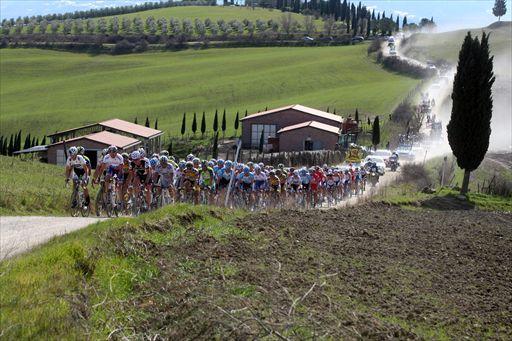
[112, 39, 135, 54]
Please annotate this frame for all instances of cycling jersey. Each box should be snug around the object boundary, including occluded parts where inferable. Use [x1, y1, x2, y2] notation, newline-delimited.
[130, 158, 150, 182]
[155, 163, 175, 187]
[102, 154, 124, 168]
[67, 155, 87, 178]
[288, 176, 301, 186]
[253, 172, 267, 190]
[183, 168, 199, 182]
[300, 174, 311, 185]
[199, 167, 214, 187]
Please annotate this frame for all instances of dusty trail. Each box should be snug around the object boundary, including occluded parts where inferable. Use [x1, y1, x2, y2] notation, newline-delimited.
[0, 216, 104, 259]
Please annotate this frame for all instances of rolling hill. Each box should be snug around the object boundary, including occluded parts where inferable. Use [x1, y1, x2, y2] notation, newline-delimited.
[0, 45, 419, 138]
[401, 21, 512, 64]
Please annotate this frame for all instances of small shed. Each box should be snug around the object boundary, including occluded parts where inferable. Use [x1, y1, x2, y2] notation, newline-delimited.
[277, 121, 340, 152]
[46, 131, 141, 168]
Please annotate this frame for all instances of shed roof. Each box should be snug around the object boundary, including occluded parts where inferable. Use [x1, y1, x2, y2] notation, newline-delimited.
[100, 119, 162, 138]
[49, 131, 141, 149]
[241, 104, 342, 123]
[13, 145, 49, 154]
[277, 121, 341, 135]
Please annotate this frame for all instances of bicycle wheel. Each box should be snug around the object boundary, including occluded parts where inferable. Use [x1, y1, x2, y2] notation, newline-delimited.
[80, 193, 90, 217]
[95, 188, 104, 217]
[70, 189, 80, 217]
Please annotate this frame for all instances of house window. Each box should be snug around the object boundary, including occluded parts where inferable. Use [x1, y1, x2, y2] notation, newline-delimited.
[251, 124, 276, 147]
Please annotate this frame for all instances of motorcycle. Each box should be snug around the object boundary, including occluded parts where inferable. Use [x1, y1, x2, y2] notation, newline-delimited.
[369, 170, 379, 187]
[390, 160, 399, 172]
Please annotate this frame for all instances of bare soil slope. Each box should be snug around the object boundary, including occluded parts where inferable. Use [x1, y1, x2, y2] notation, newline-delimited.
[122, 205, 511, 339]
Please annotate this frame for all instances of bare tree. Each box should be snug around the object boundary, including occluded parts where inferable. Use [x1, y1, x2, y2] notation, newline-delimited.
[303, 15, 316, 35]
[280, 13, 294, 35]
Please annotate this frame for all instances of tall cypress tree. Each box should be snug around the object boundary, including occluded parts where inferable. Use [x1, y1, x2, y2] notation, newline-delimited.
[200, 111, 206, 138]
[221, 109, 227, 138]
[134, 117, 138, 124]
[212, 132, 219, 159]
[41, 135, 47, 145]
[15, 130, 22, 152]
[244, 109, 248, 117]
[372, 116, 380, 149]
[154, 118, 158, 130]
[234, 111, 240, 136]
[0, 137, 3, 155]
[192, 112, 197, 136]
[258, 129, 265, 153]
[447, 32, 495, 195]
[402, 16, 408, 28]
[31, 136, 36, 147]
[7, 134, 14, 156]
[180, 112, 186, 139]
[396, 16, 400, 31]
[168, 140, 173, 155]
[213, 109, 218, 132]
[355, 108, 359, 123]
[24, 134, 31, 150]
[145, 116, 150, 127]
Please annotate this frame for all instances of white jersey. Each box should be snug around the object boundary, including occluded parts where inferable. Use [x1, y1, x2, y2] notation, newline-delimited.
[66, 155, 87, 169]
[155, 163, 175, 177]
[102, 154, 124, 168]
[254, 172, 267, 182]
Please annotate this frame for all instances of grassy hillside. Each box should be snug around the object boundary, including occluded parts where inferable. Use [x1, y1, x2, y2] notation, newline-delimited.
[0, 156, 95, 216]
[103, 5, 309, 23]
[402, 21, 512, 64]
[1, 203, 511, 339]
[0, 45, 418, 138]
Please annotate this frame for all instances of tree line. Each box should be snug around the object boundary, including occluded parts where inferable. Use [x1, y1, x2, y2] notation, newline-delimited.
[0, 131, 47, 156]
[0, 0, 214, 24]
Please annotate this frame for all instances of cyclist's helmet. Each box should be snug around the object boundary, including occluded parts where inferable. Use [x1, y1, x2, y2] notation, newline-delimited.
[278, 163, 284, 169]
[185, 161, 194, 168]
[138, 147, 146, 157]
[68, 146, 78, 156]
[276, 169, 282, 175]
[121, 152, 129, 160]
[269, 170, 275, 176]
[217, 159, 225, 166]
[299, 168, 307, 176]
[151, 153, 159, 159]
[225, 160, 233, 168]
[130, 150, 141, 160]
[108, 145, 117, 153]
[201, 159, 208, 165]
[149, 158, 158, 168]
[254, 165, 261, 171]
[160, 150, 169, 157]
[192, 157, 200, 165]
[258, 162, 264, 168]
[159, 156, 168, 164]
[243, 166, 250, 174]
[186, 154, 194, 161]
[101, 148, 108, 156]
[207, 161, 214, 167]
[178, 160, 186, 169]
[77, 146, 85, 155]
[293, 170, 299, 176]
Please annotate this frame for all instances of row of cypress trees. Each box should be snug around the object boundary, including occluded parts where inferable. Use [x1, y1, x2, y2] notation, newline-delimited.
[0, 132, 46, 156]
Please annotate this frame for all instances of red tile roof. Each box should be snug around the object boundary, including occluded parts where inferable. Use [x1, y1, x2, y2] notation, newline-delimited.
[277, 121, 341, 135]
[50, 131, 141, 149]
[240, 104, 343, 123]
[100, 119, 162, 138]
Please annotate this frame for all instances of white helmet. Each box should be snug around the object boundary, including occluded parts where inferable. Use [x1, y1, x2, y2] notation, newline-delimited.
[68, 146, 78, 156]
[130, 150, 141, 160]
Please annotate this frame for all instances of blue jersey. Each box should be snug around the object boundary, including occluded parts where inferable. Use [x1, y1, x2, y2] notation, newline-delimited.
[300, 174, 311, 184]
[217, 167, 233, 181]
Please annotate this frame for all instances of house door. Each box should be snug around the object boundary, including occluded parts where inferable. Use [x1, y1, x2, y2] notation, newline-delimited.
[85, 150, 98, 169]
[304, 139, 313, 151]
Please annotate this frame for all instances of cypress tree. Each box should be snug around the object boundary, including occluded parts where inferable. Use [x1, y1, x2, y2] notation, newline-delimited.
[180, 112, 186, 139]
[24, 134, 31, 150]
[212, 132, 219, 159]
[234, 111, 240, 136]
[372, 116, 380, 149]
[201, 111, 206, 138]
[447, 32, 495, 195]
[154, 118, 158, 130]
[134, 117, 138, 124]
[0, 137, 3, 155]
[213, 109, 218, 132]
[145, 116, 150, 127]
[8, 134, 14, 156]
[35, 138, 39, 146]
[244, 109, 248, 117]
[192, 112, 197, 135]
[41, 135, 47, 145]
[221, 109, 226, 138]
[15, 130, 22, 152]
[367, 116, 371, 125]
[402, 16, 408, 28]
[366, 12, 371, 37]
[355, 108, 359, 123]
[258, 129, 265, 153]
[31, 136, 36, 147]
[396, 16, 400, 31]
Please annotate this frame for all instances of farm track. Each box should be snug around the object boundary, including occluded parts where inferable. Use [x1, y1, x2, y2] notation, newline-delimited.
[0, 216, 104, 259]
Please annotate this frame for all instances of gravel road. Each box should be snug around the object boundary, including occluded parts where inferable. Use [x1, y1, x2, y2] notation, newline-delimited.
[0, 216, 104, 259]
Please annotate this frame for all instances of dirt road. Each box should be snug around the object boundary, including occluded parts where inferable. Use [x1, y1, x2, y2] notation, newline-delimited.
[0, 216, 104, 259]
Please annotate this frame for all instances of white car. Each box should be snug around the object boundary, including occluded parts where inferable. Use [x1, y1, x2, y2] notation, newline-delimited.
[364, 156, 386, 174]
[371, 149, 392, 165]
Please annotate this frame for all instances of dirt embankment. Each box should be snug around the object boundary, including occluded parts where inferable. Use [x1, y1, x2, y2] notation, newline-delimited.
[111, 204, 512, 339]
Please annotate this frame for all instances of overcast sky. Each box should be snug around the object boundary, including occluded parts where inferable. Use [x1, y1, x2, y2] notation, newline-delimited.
[1, 0, 511, 32]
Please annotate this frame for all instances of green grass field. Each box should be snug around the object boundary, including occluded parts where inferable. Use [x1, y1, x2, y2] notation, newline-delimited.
[0, 44, 418, 138]
[402, 21, 512, 64]
[0, 155, 92, 215]
[102, 5, 309, 23]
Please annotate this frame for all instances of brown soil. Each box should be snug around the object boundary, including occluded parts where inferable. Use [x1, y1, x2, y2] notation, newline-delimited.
[104, 205, 512, 339]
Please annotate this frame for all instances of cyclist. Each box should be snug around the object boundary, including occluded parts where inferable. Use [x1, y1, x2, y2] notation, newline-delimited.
[154, 155, 175, 205]
[217, 160, 234, 192]
[180, 161, 200, 204]
[65, 146, 90, 208]
[199, 160, 215, 204]
[253, 165, 267, 192]
[94, 146, 124, 206]
[128, 150, 152, 209]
